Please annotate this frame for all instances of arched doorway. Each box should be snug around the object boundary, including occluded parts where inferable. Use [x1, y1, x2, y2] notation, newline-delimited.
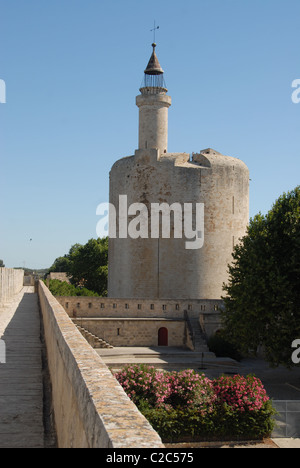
[158, 327, 168, 346]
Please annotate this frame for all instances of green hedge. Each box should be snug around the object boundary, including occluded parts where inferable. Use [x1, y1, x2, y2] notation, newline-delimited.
[114, 365, 276, 442]
[46, 279, 99, 297]
[139, 400, 276, 442]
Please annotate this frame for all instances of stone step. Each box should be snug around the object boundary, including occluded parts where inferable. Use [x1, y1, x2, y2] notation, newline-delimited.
[75, 325, 113, 349]
[188, 318, 211, 353]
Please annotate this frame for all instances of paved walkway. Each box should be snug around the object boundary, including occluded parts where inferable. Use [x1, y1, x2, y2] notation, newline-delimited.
[0, 287, 44, 448]
[0, 289, 299, 449]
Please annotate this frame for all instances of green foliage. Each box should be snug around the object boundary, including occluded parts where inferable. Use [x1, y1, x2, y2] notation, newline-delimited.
[47, 279, 99, 297]
[67, 238, 108, 296]
[0, 259, 5, 268]
[139, 404, 216, 442]
[47, 237, 108, 296]
[114, 364, 276, 442]
[47, 256, 71, 275]
[208, 332, 242, 361]
[222, 187, 300, 367]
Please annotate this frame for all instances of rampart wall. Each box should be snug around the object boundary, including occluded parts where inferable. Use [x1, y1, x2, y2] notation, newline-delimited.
[0, 268, 24, 305]
[38, 281, 164, 448]
[56, 296, 222, 342]
[57, 296, 222, 319]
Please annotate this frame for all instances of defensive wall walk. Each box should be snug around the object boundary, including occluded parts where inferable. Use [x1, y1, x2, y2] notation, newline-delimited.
[0, 276, 164, 449]
[1, 271, 299, 448]
[0, 286, 44, 448]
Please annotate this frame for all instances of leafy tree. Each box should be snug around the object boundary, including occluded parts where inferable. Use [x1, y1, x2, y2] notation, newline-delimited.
[47, 279, 99, 297]
[0, 260, 4, 268]
[67, 238, 108, 296]
[222, 187, 300, 367]
[48, 255, 71, 274]
[47, 238, 108, 296]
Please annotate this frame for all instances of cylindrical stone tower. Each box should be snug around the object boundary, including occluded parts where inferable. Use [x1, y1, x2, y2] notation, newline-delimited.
[108, 44, 249, 300]
[136, 43, 171, 153]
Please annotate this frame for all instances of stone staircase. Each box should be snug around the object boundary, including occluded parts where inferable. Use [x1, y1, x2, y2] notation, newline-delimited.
[190, 318, 210, 352]
[75, 324, 113, 349]
[185, 312, 211, 353]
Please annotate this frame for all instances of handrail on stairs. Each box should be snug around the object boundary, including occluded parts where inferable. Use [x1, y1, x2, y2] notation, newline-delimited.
[184, 310, 195, 349]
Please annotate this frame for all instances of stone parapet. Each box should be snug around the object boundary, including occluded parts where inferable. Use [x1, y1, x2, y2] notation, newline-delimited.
[38, 281, 164, 448]
[57, 296, 223, 319]
[55, 297, 223, 347]
[0, 268, 24, 305]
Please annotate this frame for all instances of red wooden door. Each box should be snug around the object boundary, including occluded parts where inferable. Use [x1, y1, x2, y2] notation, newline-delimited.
[158, 327, 168, 346]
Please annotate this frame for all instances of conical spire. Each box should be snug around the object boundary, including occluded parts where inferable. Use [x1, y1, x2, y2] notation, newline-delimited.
[144, 43, 164, 75]
[140, 43, 167, 93]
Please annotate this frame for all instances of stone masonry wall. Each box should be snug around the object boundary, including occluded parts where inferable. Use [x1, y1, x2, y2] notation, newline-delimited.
[0, 268, 24, 305]
[73, 317, 186, 347]
[57, 296, 222, 319]
[108, 148, 249, 300]
[56, 296, 223, 342]
[38, 281, 164, 448]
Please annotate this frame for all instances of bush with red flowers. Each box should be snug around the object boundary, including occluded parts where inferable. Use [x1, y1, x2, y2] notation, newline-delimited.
[213, 374, 269, 412]
[114, 365, 276, 442]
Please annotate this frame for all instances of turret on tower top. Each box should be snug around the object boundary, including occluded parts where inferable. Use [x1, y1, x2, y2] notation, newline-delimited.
[140, 43, 168, 94]
[136, 42, 171, 152]
[145, 43, 164, 74]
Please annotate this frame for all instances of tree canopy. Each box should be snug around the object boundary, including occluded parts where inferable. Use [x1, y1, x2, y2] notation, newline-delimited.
[47, 279, 99, 297]
[48, 237, 108, 296]
[222, 187, 300, 367]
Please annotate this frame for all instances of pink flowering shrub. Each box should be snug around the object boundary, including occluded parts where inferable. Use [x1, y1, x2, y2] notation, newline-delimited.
[114, 364, 158, 406]
[114, 365, 214, 413]
[157, 370, 216, 415]
[213, 374, 269, 413]
[114, 365, 276, 441]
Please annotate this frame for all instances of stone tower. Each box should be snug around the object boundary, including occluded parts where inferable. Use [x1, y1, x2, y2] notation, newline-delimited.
[136, 43, 171, 153]
[108, 43, 249, 300]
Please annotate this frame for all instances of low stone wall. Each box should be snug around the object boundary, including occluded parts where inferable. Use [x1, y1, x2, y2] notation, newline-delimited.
[57, 297, 223, 340]
[47, 272, 71, 284]
[23, 275, 36, 287]
[0, 268, 24, 305]
[38, 280, 164, 448]
[57, 297, 223, 320]
[73, 317, 187, 347]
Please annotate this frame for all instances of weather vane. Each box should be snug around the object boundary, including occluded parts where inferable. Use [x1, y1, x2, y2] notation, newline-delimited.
[150, 21, 159, 43]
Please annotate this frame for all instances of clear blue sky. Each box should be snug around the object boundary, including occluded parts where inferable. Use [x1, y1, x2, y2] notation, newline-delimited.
[0, 0, 299, 269]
